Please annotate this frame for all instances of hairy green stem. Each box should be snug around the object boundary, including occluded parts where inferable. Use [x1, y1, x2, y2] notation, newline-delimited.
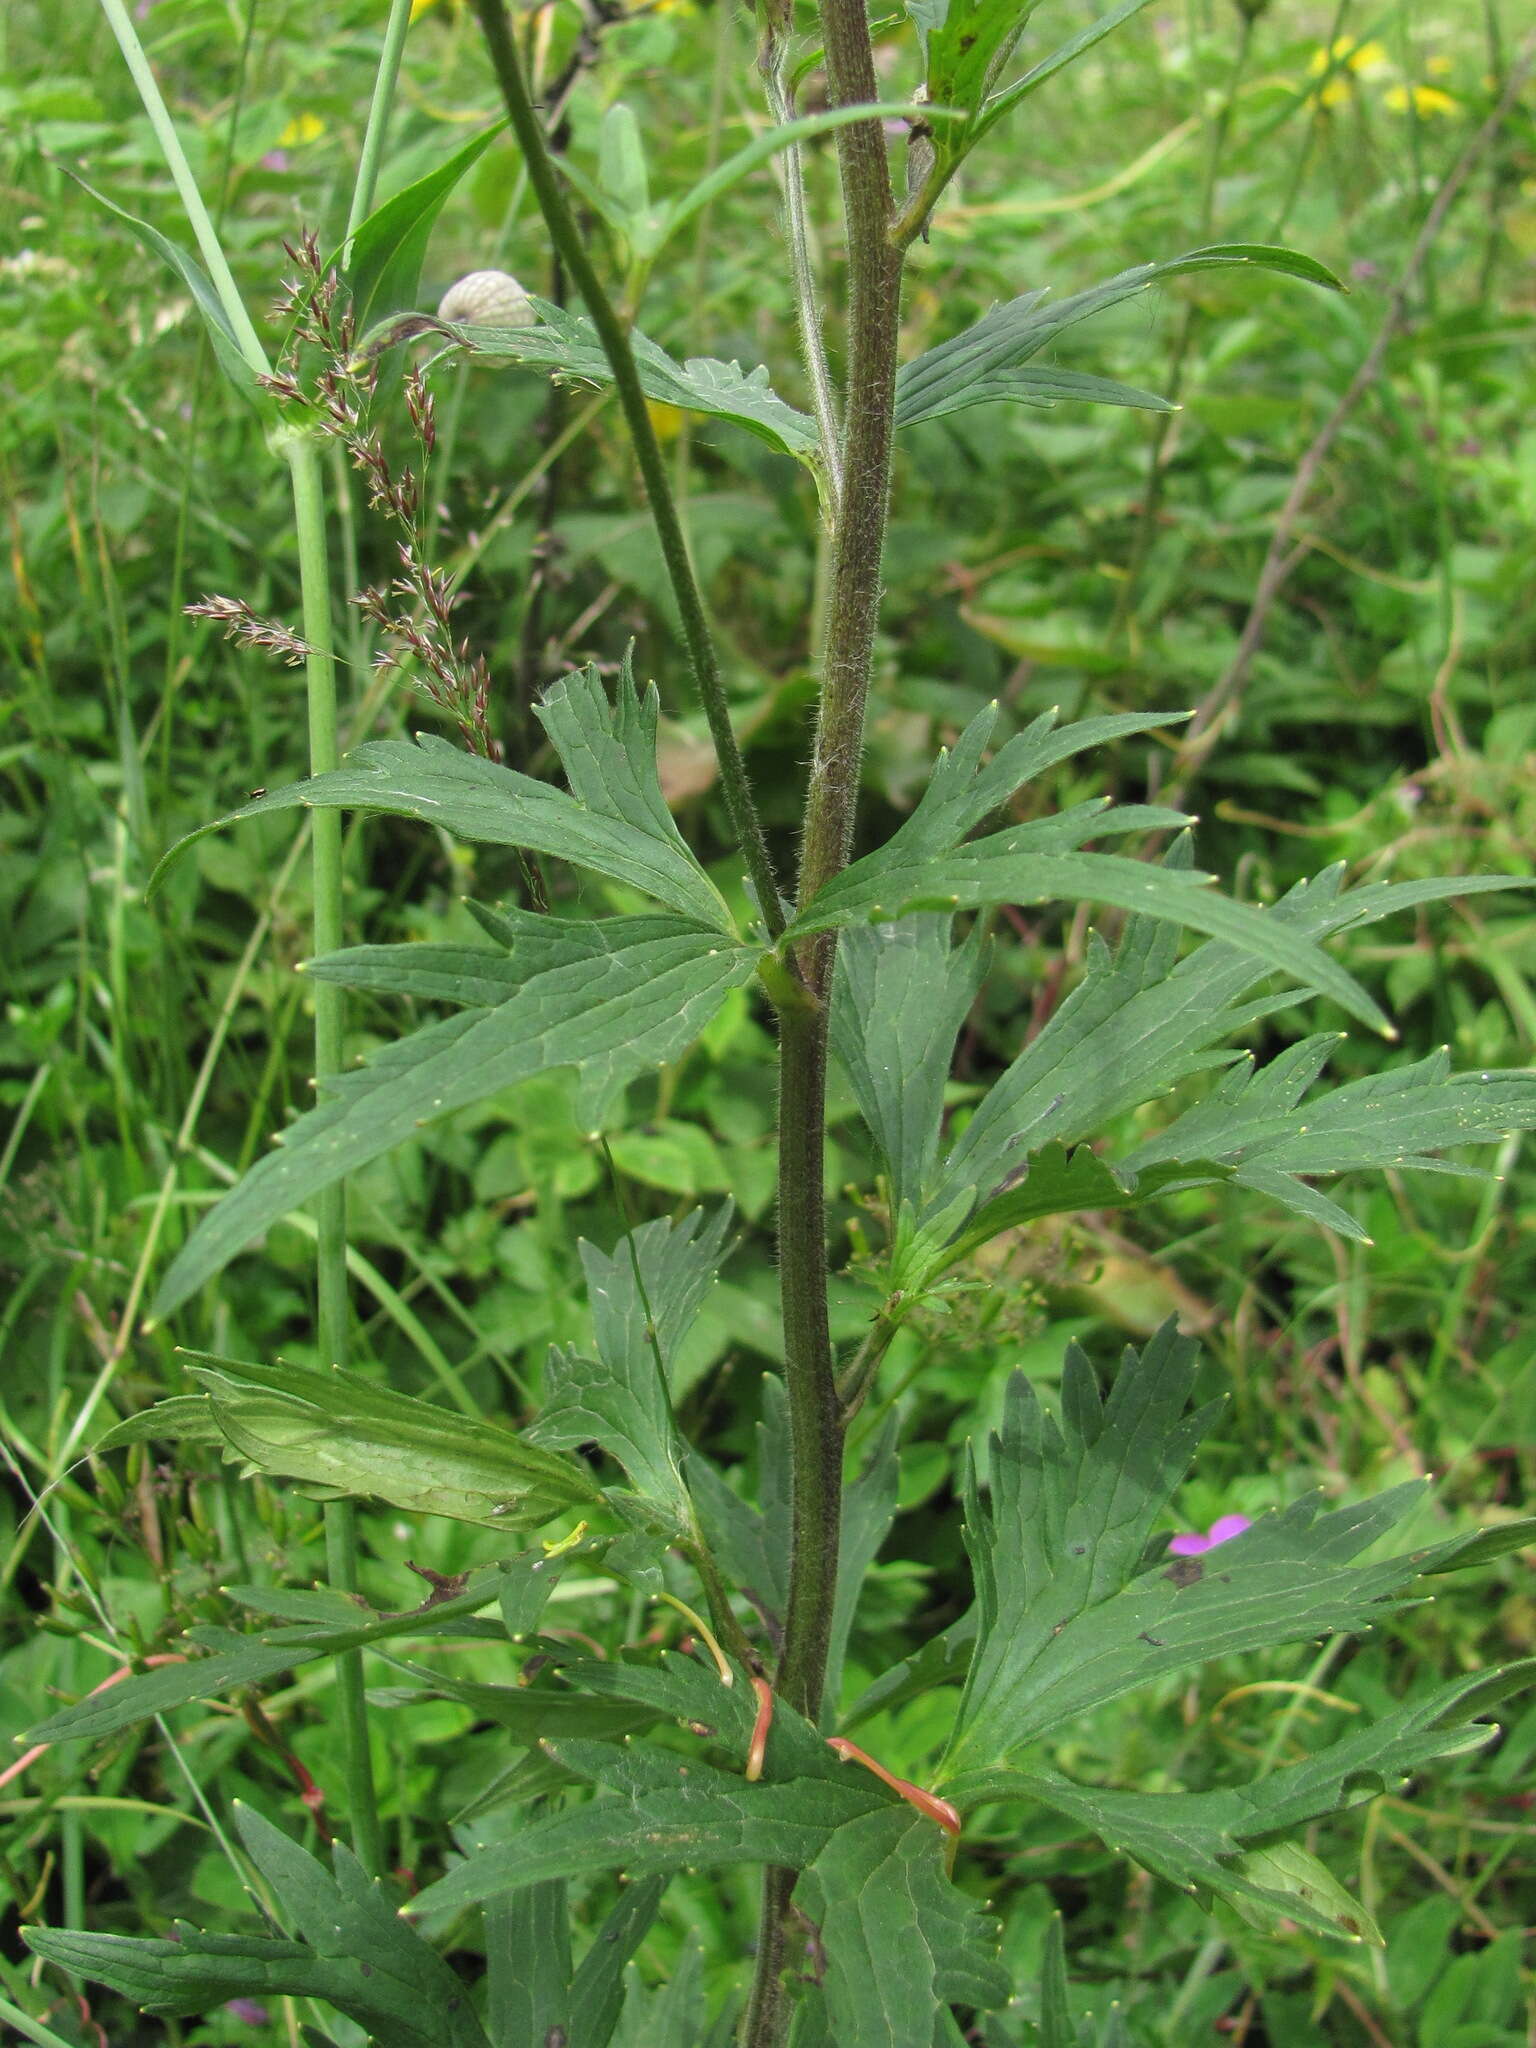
[772, 1002, 844, 1721]
[796, 13, 901, 917]
[468, 0, 785, 935]
[741, 1867, 796, 2046]
[285, 430, 384, 1878]
[749, 0, 906, 2037]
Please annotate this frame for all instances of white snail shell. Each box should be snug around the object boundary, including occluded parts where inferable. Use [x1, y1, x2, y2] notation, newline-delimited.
[436, 268, 535, 330]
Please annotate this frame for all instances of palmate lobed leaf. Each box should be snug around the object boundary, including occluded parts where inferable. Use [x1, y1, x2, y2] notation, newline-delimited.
[833, 846, 1533, 1287]
[787, 704, 1393, 1028]
[790, 838, 1391, 1032]
[830, 915, 988, 1219]
[151, 914, 757, 1317]
[150, 662, 734, 933]
[1123, 1046, 1536, 1240]
[530, 1206, 734, 1525]
[938, 1324, 1527, 1776]
[26, 1554, 572, 1746]
[796, 1807, 1009, 2048]
[408, 1739, 890, 1918]
[947, 1662, 1535, 1941]
[25, 1806, 490, 2048]
[879, 702, 1186, 854]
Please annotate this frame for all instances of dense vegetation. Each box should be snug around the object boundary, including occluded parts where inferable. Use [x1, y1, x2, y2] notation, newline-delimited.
[3, 0, 1534, 2042]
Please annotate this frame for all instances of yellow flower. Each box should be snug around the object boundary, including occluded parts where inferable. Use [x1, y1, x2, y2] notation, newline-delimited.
[277, 111, 325, 147]
[409, 0, 441, 18]
[1425, 54, 1453, 78]
[1383, 82, 1459, 116]
[646, 400, 686, 441]
[1308, 36, 1390, 78]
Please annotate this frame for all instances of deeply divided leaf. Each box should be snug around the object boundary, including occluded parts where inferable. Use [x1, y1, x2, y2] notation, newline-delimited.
[151, 662, 734, 933]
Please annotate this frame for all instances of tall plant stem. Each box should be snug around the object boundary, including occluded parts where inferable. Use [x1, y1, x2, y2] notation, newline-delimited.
[468, 0, 784, 936]
[775, 0, 903, 1716]
[796, 7, 902, 917]
[749, 1, 905, 2038]
[283, 429, 383, 1879]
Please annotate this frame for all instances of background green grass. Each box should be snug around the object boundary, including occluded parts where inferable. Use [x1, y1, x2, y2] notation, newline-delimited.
[2, 0, 1534, 2040]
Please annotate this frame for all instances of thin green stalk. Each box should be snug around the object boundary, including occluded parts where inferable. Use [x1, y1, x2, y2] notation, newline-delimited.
[672, 0, 738, 518]
[0, 1994, 92, 2048]
[467, 0, 784, 935]
[283, 428, 383, 1878]
[346, 0, 415, 244]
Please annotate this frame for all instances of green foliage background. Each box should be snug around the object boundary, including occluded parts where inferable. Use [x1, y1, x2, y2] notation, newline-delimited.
[2, 0, 1534, 2040]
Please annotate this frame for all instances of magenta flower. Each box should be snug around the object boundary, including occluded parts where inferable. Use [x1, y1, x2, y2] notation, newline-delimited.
[1168, 1513, 1252, 1556]
[225, 2000, 269, 2025]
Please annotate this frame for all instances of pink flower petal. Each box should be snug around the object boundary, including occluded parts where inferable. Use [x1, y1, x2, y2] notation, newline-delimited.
[1167, 1532, 1211, 1556]
[1207, 1514, 1253, 1547]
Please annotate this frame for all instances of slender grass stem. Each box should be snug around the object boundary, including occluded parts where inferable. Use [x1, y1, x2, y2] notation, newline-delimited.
[346, 0, 415, 245]
[283, 429, 383, 1878]
[96, 0, 388, 1879]
[467, 0, 785, 935]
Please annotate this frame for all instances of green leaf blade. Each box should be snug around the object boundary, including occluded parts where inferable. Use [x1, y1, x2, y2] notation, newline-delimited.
[789, 844, 1390, 1033]
[797, 1809, 1008, 2048]
[151, 664, 733, 932]
[408, 1745, 887, 1917]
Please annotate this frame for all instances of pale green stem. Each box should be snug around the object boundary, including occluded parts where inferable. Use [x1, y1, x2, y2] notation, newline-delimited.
[346, 0, 415, 244]
[284, 429, 383, 1878]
